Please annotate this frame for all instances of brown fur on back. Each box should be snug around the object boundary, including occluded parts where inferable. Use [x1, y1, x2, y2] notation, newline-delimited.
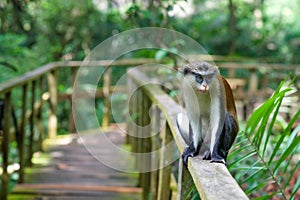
[221, 77, 238, 121]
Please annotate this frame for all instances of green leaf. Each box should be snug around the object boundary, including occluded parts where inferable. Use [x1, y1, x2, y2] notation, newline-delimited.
[290, 173, 300, 199]
[229, 150, 257, 168]
[273, 135, 300, 173]
[283, 161, 300, 190]
[254, 192, 281, 200]
[246, 180, 271, 194]
[262, 96, 284, 157]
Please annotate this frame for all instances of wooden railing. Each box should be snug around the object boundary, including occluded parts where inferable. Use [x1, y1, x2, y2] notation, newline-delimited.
[0, 59, 162, 200]
[0, 58, 298, 200]
[127, 68, 248, 200]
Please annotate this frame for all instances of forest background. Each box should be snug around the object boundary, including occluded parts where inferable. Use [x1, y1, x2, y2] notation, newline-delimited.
[1, 1, 300, 199]
[1, 0, 300, 82]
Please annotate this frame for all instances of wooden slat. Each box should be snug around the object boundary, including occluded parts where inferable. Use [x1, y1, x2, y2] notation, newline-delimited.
[14, 184, 142, 193]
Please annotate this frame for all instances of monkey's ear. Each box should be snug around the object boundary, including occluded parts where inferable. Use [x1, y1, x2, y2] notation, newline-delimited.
[213, 66, 219, 74]
[183, 66, 189, 75]
[178, 65, 189, 75]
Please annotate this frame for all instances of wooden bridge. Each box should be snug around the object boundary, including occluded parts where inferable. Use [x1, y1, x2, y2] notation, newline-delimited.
[0, 59, 298, 199]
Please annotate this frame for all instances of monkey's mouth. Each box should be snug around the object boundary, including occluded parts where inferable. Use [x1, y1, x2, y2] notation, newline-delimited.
[196, 88, 208, 93]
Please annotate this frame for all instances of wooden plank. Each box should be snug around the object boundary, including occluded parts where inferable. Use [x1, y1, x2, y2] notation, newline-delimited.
[188, 158, 248, 200]
[10, 130, 142, 199]
[14, 184, 142, 193]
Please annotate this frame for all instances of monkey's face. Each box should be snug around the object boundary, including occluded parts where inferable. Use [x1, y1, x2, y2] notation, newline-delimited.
[184, 72, 215, 93]
[195, 74, 210, 92]
[182, 61, 218, 93]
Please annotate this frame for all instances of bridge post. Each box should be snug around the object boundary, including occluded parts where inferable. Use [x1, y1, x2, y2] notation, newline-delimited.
[47, 69, 57, 138]
[18, 84, 28, 183]
[28, 80, 36, 166]
[102, 67, 112, 129]
[157, 124, 173, 200]
[1, 92, 11, 200]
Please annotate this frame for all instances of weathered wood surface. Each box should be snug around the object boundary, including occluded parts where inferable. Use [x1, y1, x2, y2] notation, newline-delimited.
[9, 128, 142, 200]
[127, 68, 249, 200]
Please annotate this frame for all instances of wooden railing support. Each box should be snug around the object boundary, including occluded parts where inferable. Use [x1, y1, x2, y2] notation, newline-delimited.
[177, 157, 195, 199]
[249, 68, 258, 92]
[18, 84, 28, 183]
[157, 124, 173, 200]
[69, 67, 78, 133]
[28, 80, 36, 166]
[140, 94, 152, 200]
[37, 76, 45, 151]
[47, 69, 58, 138]
[150, 106, 161, 200]
[1, 92, 11, 200]
[102, 67, 112, 129]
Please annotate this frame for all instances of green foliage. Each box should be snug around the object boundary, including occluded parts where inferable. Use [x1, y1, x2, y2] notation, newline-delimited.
[1, 0, 300, 79]
[228, 77, 300, 199]
[0, 33, 41, 81]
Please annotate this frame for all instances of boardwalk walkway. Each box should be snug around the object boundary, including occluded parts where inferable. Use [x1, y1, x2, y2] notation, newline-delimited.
[9, 126, 142, 200]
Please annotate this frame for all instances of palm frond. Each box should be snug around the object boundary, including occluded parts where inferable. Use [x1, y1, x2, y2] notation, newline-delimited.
[228, 77, 300, 200]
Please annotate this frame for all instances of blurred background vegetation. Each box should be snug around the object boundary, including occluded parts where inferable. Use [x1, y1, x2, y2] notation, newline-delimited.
[1, 0, 300, 82]
[0, 0, 299, 199]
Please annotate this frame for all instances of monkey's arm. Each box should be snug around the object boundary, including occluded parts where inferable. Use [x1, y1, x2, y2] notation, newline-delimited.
[181, 123, 203, 166]
[176, 113, 200, 166]
[176, 113, 190, 144]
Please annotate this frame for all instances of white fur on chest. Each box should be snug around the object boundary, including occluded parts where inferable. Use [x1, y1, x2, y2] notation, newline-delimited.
[182, 74, 224, 153]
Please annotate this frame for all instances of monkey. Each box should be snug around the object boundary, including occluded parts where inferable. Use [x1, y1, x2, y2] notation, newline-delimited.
[176, 61, 238, 166]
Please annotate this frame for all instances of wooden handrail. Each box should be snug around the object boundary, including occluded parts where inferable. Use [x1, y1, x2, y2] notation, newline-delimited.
[0, 59, 163, 200]
[0, 58, 297, 200]
[0, 59, 165, 93]
[127, 68, 248, 200]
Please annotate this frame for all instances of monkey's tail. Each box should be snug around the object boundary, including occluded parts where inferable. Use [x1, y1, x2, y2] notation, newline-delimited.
[176, 113, 190, 145]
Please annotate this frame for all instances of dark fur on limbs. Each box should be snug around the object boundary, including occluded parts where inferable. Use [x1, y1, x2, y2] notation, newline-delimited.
[182, 112, 238, 166]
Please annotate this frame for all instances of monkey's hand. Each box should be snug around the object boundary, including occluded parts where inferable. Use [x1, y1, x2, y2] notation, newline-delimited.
[203, 150, 211, 160]
[182, 142, 198, 167]
[210, 158, 226, 165]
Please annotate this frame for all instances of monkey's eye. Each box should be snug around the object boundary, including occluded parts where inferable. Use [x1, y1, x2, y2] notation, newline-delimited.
[195, 75, 203, 83]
